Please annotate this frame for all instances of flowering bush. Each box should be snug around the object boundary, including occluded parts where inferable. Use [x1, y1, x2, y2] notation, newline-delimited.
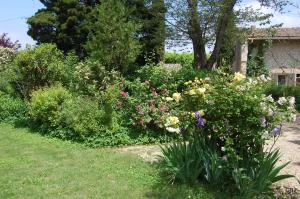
[161, 72, 296, 195]
[0, 47, 17, 70]
[120, 79, 172, 130]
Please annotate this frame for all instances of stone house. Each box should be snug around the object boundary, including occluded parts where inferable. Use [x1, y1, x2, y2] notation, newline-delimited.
[233, 27, 300, 86]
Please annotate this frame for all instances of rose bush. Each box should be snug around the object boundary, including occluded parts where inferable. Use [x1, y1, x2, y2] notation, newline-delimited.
[160, 71, 297, 196]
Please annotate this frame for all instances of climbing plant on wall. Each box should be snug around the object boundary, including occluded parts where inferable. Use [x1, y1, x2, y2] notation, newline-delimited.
[247, 40, 271, 77]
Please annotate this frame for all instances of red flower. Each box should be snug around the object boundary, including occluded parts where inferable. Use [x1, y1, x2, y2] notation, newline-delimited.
[121, 91, 127, 97]
[139, 119, 144, 125]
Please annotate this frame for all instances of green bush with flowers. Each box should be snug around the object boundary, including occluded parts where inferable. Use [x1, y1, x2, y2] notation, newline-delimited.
[160, 72, 297, 197]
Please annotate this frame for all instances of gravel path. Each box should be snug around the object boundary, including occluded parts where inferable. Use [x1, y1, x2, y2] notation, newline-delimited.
[117, 116, 300, 191]
[270, 115, 300, 191]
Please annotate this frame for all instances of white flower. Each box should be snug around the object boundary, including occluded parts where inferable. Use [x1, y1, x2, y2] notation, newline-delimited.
[166, 127, 181, 134]
[206, 100, 215, 105]
[221, 147, 226, 152]
[290, 114, 297, 122]
[260, 117, 267, 127]
[267, 108, 274, 116]
[289, 97, 296, 106]
[204, 77, 211, 81]
[222, 155, 228, 162]
[260, 102, 268, 112]
[259, 74, 267, 82]
[278, 97, 287, 105]
[236, 85, 246, 91]
[266, 95, 274, 103]
[262, 130, 269, 138]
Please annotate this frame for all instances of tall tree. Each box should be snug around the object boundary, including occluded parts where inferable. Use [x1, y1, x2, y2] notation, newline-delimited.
[85, 0, 141, 74]
[166, 0, 289, 70]
[125, 0, 166, 65]
[27, 0, 100, 57]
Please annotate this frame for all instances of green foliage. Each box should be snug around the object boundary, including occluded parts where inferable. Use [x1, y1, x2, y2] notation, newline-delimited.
[165, 52, 194, 66]
[29, 85, 71, 128]
[135, 64, 210, 92]
[125, 0, 166, 65]
[86, 0, 141, 74]
[71, 59, 121, 95]
[11, 44, 69, 98]
[59, 97, 103, 140]
[27, 0, 99, 57]
[247, 41, 270, 77]
[135, 64, 177, 90]
[232, 149, 293, 198]
[265, 84, 300, 111]
[0, 92, 28, 123]
[160, 72, 296, 195]
[160, 141, 204, 184]
[98, 85, 121, 128]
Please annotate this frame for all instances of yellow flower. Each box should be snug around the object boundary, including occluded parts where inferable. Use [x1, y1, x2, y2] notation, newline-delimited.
[198, 110, 205, 116]
[165, 97, 174, 101]
[172, 92, 181, 102]
[203, 84, 210, 89]
[188, 89, 196, 95]
[196, 87, 206, 95]
[233, 72, 246, 82]
[190, 110, 205, 118]
[165, 116, 179, 127]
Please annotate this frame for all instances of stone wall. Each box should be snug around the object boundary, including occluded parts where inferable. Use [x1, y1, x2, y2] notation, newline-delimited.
[264, 40, 300, 69]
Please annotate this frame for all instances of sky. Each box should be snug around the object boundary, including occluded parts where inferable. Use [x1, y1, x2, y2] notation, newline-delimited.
[0, 0, 299, 49]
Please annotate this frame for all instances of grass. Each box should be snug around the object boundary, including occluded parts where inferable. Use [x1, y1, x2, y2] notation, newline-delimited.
[0, 124, 222, 199]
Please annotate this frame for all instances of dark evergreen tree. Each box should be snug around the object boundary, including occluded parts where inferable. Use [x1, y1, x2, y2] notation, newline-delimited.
[125, 0, 166, 65]
[27, 0, 100, 57]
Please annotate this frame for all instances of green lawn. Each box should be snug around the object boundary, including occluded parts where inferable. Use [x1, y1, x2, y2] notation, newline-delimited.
[0, 124, 218, 199]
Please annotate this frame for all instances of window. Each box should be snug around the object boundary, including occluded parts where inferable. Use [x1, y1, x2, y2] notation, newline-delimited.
[278, 75, 287, 85]
[297, 74, 300, 86]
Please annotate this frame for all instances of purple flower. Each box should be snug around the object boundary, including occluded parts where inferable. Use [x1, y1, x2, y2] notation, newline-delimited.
[195, 111, 205, 128]
[270, 126, 281, 136]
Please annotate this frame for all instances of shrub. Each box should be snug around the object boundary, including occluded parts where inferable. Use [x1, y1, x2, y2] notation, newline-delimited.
[265, 84, 300, 112]
[135, 64, 176, 90]
[29, 85, 71, 128]
[11, 44, 68, 98]
[0, 92, 28, 122]
[135, 64, 212, 92]
[59, 97, 103, 140]
[0, 47, 17, 70]
[71, 60, 121, 95]
[160, 72, 296, 195]
[165, 52, 194, 66]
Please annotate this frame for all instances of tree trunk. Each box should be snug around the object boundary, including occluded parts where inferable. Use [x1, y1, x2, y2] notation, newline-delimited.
[187, 0, 207, 69]
[206, 0, 237, 69]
